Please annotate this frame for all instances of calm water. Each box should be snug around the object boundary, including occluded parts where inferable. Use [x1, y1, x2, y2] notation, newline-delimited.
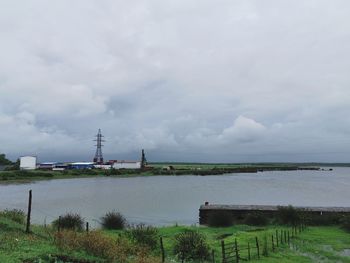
[0, 168, 350, 227]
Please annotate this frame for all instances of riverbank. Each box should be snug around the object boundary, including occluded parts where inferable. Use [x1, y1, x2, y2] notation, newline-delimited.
[0, 214, 349, 262]
[0, 163, 320, 184]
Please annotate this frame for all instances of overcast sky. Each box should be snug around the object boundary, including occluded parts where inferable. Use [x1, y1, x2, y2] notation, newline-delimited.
[1, 0, 350, 163]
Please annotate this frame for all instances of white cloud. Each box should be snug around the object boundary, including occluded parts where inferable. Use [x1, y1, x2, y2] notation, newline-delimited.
[219, 116, 266, 143]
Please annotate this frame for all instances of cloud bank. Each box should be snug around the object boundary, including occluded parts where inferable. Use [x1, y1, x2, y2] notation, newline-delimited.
[1, 0, 350, 162]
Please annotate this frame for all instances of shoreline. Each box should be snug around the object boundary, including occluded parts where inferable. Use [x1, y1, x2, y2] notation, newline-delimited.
[0, 165, 321, 185]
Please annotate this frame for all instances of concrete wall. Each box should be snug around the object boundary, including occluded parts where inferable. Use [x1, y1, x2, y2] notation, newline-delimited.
[199, 204, 350, 225]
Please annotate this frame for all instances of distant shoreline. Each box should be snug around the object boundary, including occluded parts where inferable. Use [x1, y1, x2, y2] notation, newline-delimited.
[0, 163, 324, 185]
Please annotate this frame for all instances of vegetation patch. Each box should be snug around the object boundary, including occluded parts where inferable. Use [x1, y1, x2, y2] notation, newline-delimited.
[126, 224, 159, 250]
[173, 230, 210, 262]
[277, 205, 301, 226]
[100, 211, 126, 230]
[53, 213, 84, 231]
[0, 209, 26, 224]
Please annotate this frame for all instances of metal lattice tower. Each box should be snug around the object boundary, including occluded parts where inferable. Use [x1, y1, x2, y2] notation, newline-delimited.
[93, 129, 104, 164]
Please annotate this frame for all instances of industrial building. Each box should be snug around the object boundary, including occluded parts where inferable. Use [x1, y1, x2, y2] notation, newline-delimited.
[20, 156, 37, 170]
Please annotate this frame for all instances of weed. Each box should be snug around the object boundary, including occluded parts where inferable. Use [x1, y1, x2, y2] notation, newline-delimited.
[173, 230, 210, 262]
[126, 224, 159, 249]
[0, 209, 26, 224]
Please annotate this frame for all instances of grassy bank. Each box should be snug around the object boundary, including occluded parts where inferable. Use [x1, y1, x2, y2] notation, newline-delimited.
[0, 213, 349, 262]
[0, 163, 320, 184]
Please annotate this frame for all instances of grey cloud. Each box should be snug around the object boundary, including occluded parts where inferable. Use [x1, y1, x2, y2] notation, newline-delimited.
[1, 0, 350, 162]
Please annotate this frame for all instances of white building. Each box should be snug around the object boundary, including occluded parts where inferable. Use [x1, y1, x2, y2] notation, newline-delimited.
[112, 161, 141, 169]
[20, 156, 37, 170]
[94, 164, 112, 170]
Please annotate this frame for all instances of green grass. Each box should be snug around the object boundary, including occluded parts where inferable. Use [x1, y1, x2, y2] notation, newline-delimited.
[0, 216, 99, 263]
[0, 211, 349, 262]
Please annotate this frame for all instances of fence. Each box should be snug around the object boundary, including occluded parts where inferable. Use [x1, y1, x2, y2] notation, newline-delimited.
[220, 225, 306, 263]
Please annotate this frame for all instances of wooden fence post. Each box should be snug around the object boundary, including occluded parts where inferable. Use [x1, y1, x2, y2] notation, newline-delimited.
[263, 235, 268, 256]
[248, 242, 251, 261]
[280, 230, 283, 244]
[276, 230, 279, 247]
[288, 231, 290, 245]
[86, 222, 89, 233]
[284, 230, 287, 243]
[255, 237, 260, 259]
[221, 240, 226, 263]
[58, 216, 62, 232]
[26, 190, 32, 233]
[160, 237, 165, 263]
[212, 249, 215, 263]
[272, 235, 275, 252]
[235, 238, 239, 263]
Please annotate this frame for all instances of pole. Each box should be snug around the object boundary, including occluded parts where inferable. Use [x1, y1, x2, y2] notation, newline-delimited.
[235, 238, 239, 263]
[25, 190, 32, 233]
[160, 237, 165, 263]
[255, 237, 260, 259]
[221, 240, 226, 263]
[248, 242, 251, 261]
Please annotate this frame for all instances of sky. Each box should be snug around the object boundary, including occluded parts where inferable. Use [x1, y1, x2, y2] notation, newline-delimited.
[1, 0, 350, 163]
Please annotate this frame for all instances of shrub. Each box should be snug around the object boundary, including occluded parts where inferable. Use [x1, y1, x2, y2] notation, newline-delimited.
[340, 215, 350, 232]
[126, 224, 159, 249]
[54, 230, 131, 262]
[207, 211, 233, 227]
[0, 209, 26, 224]
[54, 230, 80, 251]
[173, 230, 210, 262]
[276, 205, 301, 226]
[134, 248, 162, 263]
[101, 211, 126, 230]
[244, 212, 269, 226]
[53, 213, 84, 231]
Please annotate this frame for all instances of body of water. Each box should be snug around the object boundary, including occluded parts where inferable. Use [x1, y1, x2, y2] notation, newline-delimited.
[0, 167, 350, 227]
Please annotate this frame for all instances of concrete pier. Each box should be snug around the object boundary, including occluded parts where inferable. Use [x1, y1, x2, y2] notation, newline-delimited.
[199, 203, 350, 225]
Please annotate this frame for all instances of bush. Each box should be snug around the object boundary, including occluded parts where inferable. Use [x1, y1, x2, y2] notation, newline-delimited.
[0, 209, 26, 224]
[340, 215, 350, 232]
[207, 211, 233, 227]
[173, 230, 210, 262]
[101, 211, 126, 230]
[244, 212, 269, 226]
[277, 205, 301, 226]
[53, 213, 84, 231]
[54, 230, 132, 262]
[126, 224, 159, 249]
